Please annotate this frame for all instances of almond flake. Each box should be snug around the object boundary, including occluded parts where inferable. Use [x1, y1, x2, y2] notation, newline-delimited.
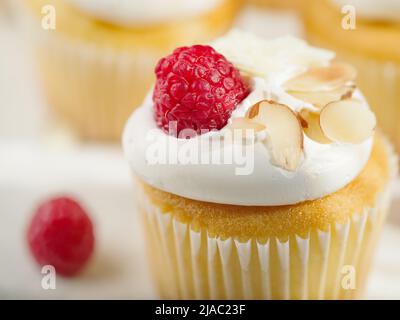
[226, 117, 266, 133]
[288, 84, 355, 108]
[247, 100, 304, 171]
[284, 62, 357, 92]
[320, 99, 376, 144]
[298, 109, 331, 144]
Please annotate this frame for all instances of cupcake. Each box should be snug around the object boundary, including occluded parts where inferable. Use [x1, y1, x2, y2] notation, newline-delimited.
[248, 0, 304, 12]
[19, 0, 241, 141]
[304, 0, 400, 153]
[123, 30, 398, 299]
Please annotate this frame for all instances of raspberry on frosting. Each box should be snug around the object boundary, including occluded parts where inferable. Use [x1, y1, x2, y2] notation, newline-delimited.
[153, 45, 249, 136]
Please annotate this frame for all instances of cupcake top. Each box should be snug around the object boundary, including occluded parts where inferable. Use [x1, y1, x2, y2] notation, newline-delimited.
[67, 0, 223, 26]
[332, 0, 400, 23]
[123, 30, 376, 206]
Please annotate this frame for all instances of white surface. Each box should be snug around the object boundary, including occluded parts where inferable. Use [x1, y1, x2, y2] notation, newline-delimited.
[0, 6, 399, 299]
[0, 140, 399, 299]
[0, 143, 156, 299]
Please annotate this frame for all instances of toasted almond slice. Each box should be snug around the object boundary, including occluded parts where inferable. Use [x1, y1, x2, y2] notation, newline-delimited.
[320, 99, 376, 144]
[288, 85, 355, 108]
[284, 63, 357, 92]
[298, 109, 331, 144]
[246, 100, 262, 120]
[247, 100, 304, 171]
[226, 117, 266, 133]
[223, 118, 265, 145]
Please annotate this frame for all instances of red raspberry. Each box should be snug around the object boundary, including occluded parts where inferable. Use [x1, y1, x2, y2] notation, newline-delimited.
[153, 45, 249, 136]
[27, 197, 95, 277]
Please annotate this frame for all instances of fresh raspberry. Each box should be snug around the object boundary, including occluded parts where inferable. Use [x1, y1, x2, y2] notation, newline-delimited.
[153, 45, 249, 136]
[27, 197, 95, 277]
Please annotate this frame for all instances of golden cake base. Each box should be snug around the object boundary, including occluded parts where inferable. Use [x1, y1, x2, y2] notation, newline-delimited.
[136, 134, 397, 299]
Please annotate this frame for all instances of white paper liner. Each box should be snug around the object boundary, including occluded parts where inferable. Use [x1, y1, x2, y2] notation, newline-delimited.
[138, 190, 387, 299]
[136, 141, 398, 300]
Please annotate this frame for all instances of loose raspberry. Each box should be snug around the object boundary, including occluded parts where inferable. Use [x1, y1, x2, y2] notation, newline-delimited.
[153, 45, 249, 136]
[27, 197, 95, 277]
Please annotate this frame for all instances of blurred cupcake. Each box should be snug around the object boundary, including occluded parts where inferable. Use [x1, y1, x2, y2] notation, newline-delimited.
[0, 0, 10, 16]
[20, 0, 241, 141]
[123, 31, 398, 299]
[304, 0, 400, 152]
[248, 0, 304, 12]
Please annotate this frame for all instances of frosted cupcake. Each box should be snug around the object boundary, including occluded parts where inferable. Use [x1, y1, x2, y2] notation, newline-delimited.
[304, 0, 400, 153]
[123, 31, 398, 299]
[20, 0, 241, 140]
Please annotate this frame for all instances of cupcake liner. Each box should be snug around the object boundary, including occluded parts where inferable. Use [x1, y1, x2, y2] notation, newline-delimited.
[136, 142, 398, 300]
[37, 38, 158, 141]
[19, 13, 159, 140]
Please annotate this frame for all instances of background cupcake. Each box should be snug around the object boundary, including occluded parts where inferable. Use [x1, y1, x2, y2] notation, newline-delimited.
[303, 0, 400, 153]
[123, 31, 398, 299]
[18, 0, 241, 141]
[248, 0, 304, 12]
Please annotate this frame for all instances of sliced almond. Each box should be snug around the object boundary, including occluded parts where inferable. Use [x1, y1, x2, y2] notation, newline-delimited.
[298, 109, 331, 144]
[288, 84, 355, 108]
[223, 117, 265, 145]
[246, 100, 263, 120]
[284, 62, 357, 92]
[320, 99, 376, 144]
[226, 117, 266, 133]
[247, 100, 304, 171]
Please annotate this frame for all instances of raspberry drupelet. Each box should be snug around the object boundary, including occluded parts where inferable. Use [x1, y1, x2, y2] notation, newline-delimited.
[153, 45, 249, 136]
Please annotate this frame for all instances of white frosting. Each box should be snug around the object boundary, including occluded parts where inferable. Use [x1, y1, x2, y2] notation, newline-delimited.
[123, 31, 374, 206]
[332, 0, 400, 22]
[67, 0, 222, 26]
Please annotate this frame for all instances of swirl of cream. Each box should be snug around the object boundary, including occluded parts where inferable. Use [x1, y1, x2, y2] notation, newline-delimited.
[332, 0, 400, 22]
[67, 0, 222, 26]
[123, 32, 374, 206]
